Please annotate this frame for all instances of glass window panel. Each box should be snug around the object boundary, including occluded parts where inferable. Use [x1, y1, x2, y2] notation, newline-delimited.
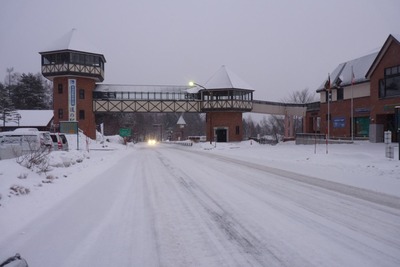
[385, 76, 400, 97]
[379, 79, 385, 98]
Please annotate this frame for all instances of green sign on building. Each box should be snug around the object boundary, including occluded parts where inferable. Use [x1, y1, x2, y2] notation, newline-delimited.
[60, 121, 78, 134]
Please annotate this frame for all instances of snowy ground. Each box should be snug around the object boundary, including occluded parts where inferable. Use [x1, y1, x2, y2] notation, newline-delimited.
[0, 136, 399, 266]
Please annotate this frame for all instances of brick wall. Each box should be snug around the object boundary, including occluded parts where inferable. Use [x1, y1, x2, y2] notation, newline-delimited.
[53, 76, 97, 139]
[318, 96, 370, 138]
[206, 112, 243, 142]
[369, 40, 400, 121]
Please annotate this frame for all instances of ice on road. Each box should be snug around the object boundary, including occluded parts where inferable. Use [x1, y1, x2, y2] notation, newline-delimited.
[1, 144, 400, 266]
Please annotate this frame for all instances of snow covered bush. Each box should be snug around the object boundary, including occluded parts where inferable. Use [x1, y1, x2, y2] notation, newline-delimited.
[48, 151, 86, 168]
[42, 174, 57, 184]
[9, 185, 30, 195]
[16, 147, 50, 172]
[17, 173, 28, 179]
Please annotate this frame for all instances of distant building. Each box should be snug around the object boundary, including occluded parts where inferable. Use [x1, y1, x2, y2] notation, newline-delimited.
[305, 34, 400, 142]
[0, 110, 53, 132]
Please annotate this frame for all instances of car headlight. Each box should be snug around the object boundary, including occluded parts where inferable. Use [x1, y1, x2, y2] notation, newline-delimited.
[148, 139, 156, 145]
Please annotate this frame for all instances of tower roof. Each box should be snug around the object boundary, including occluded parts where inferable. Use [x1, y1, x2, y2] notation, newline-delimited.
[40, 29, 104, 57]
[176, 115, 186, 125]
[204, 65, 254, 91]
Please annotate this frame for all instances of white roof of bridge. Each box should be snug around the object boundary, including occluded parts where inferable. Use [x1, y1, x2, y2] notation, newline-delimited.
[95, 84, 191, 93]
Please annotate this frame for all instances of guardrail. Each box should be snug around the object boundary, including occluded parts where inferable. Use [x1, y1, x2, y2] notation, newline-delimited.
[296, 133, 355, 145]
[295, 133, 326, 145]
[164, 140, 193, 146]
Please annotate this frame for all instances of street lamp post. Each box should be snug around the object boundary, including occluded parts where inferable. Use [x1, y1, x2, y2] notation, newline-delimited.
[189, 81, 213, 144]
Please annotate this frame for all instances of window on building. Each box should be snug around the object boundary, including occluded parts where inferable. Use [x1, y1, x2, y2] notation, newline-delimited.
[58, 109, 63, 119]
[355, 117, 369, 137]
[337, 88, 344, 100]
[79, 110, 85, 120]
[379, 65, 400, 98]
[58, 84, 63, 94]
[236, 126, 240, 135]
[326, 113, 331, 121]
[79, 89, 85, 99]
[325, 91, 332, 102]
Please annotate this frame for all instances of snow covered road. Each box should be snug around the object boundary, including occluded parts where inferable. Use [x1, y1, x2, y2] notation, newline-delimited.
[1, 143, 400, 266]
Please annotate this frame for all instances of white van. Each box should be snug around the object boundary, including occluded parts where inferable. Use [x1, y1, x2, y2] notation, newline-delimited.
[0, 130, 52, 160]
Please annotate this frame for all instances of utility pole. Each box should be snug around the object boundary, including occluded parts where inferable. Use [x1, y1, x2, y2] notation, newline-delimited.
[6, 67, 14, 97]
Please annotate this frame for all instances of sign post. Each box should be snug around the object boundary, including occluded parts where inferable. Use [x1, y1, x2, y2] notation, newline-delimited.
[119, 128, 132, 145]
[60, 121, 79, 150]
[395, 106, 400, 160]
[119, 128, 132, 138]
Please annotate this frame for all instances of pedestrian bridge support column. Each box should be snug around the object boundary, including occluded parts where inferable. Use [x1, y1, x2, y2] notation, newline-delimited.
[284, 114, 295, 140]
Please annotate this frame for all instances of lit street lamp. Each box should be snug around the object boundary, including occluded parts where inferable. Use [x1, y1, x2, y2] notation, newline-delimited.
[189, 81, 213, 144]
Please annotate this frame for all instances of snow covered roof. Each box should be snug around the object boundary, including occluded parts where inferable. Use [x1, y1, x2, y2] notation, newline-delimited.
[176, 115, 186, 125]
[317, 34, 400, 92]
[40, 28, 105, 57]
[204, 65, 254, 91]
[366, 34, 400, 78]
[317, 52, 379, 92]
[95, 84, 191, 93]
[0, 110, 53, 128]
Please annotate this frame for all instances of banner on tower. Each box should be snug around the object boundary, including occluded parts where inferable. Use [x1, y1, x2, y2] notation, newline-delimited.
[68, 79, 76, 121]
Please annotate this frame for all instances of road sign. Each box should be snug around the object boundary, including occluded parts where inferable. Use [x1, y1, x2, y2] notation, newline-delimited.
[119, 128, 132, 137]
[60, 121, 78, 134]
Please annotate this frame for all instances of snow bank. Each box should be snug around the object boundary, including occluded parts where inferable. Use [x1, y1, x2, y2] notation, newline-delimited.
[191, 140, 400, 197]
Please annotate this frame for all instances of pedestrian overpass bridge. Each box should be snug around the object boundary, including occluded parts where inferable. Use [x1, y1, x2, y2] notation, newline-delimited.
[93, 84, 307, 138]
[93, 84, 306, 115]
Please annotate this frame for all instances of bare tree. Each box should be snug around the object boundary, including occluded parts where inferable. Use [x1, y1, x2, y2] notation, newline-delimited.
[282, 88, 317, 104]
[267, 88, 317, 140]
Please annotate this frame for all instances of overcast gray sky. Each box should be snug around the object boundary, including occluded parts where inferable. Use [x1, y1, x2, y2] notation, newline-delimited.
[1, 0, 399, 101]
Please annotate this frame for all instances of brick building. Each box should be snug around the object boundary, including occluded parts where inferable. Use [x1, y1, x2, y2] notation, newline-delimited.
[40, 29, 106, 139]
[306, 34, 400, 142]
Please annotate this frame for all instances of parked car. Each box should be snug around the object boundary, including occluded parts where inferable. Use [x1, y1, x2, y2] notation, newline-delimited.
[50, 133, 69, 151]
[0, 130, 52, 159]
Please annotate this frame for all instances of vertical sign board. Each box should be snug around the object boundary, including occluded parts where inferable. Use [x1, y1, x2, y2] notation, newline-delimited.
[68, 79, 76, 121]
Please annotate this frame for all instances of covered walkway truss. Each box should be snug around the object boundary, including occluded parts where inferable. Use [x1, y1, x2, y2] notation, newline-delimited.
[92, 84, 307, 139]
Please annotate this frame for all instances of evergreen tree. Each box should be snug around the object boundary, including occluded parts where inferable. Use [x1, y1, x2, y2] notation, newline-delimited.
[12, 73, 50, 109]
[0, 82, 20, 129]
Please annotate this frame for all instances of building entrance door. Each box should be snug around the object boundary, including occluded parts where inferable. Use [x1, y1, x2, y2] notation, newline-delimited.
[216, 128, 227, 142]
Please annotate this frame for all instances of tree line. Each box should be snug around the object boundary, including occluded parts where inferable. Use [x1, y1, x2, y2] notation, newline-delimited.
[1, 68, 52, 127]
[242, 88, 317, 142]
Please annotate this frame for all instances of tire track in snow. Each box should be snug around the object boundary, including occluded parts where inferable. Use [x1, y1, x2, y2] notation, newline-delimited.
[155, 150, 291, 267]
[178, 148, 400, 210]
[166, 146, 400, 266]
